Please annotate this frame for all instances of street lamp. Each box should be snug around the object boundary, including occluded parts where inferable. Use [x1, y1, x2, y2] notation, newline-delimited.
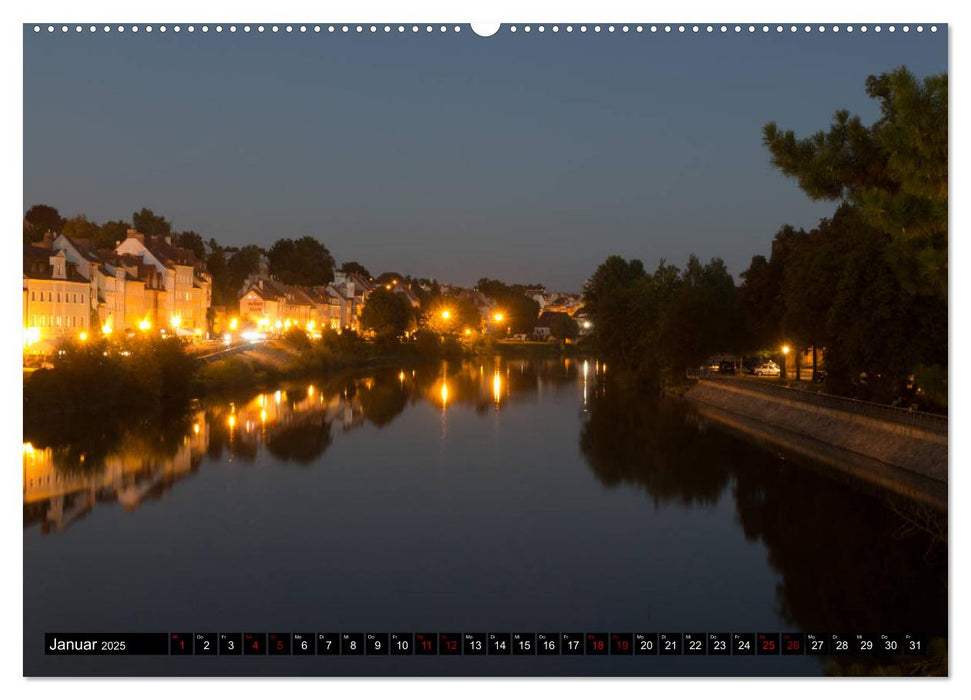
[781, 344, 790, 380]
[492, 312, 504, 323]
[441, 310, 451, 321]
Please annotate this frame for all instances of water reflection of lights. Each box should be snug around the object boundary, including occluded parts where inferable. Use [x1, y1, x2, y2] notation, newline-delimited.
[275, 390, 282, 404]
[440, 380, 449, 408]
[228, 415, 236, 429]
[493, 370, 502, 405]
[193, 423, 200, 435]
[582, 360, 589, 407]
[308, 385, 315, 397]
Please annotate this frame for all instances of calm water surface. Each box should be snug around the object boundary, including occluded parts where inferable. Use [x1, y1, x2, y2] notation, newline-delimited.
[23, 357, 947, 676]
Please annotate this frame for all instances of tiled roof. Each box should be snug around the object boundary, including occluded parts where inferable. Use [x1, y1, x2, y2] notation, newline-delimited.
[143, 235, 199, 267]
[23, 246, 88, 283]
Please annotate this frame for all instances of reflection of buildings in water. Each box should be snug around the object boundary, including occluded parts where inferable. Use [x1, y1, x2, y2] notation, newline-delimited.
[23, 413, 209, 534]
[24, 358, 592, 534]
[222, 385, 365, 445]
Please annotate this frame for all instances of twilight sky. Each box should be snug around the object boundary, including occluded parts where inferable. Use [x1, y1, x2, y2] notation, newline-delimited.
[23, 25, 946, 291]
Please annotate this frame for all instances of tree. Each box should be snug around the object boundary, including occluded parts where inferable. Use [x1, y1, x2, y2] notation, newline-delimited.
[95, 220, 131, 249]
[61, 214, 101, 241]
[738, 224, 807, 352]
[655, 256, 739, 372]
[267, 236, 335, 286]
[132, 208, 173, 238]
[424, 293, 480, 335]
[228, 245, 264, 295]
[174, 230, 206, 259]
[763, 66, 947, 401]
[475, 278, 541, 334]
[24, 204, 65, 242]
[583, 256, 649, 365]
[340, 261, 371, 279]
[763, 66, 946, 301]
[205, 239, 231, 306]
[375, 271, 403, 285]
[359, 287, 414, 338]
[547, 312, 580, 341]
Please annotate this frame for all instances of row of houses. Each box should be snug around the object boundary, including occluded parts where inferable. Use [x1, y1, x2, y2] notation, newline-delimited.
[23, 227, 590, 349]
[23, 230, 211, 351]
[236, 271, 421, 333]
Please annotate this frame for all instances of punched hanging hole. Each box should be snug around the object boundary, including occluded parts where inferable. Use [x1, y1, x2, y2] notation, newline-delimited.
[471, 23, 501, 37]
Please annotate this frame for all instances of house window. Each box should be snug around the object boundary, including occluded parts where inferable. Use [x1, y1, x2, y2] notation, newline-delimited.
[31, 291, 35, 301]
[57, 292, 61, 303]
[81, 294, 85, 304]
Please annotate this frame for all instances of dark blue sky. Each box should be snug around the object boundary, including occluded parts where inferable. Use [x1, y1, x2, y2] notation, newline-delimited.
[24, 26, 946, 291]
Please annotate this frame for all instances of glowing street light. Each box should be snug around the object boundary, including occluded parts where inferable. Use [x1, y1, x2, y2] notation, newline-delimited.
[492, 312, 504, 323]
[782, 345, 791, 355]
[78, 331, 88, 342]
[229, 317, 239, 331]
[23, 326, 41, 348]
[441, 310, 451, 320]
[101, 323, 112, 336]
[170, 315, 182, 329]
[138, 319, 152, 332]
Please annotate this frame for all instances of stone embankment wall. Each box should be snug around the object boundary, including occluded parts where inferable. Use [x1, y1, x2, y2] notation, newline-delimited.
[682, 379, 947, 508]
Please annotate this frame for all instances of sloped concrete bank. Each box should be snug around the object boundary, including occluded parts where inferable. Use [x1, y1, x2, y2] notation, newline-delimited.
[681, 379, 947, 509]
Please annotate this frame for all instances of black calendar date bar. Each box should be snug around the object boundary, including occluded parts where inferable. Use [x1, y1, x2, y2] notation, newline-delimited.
[43, 632, 930, 656]
[45, 633, 169, 655]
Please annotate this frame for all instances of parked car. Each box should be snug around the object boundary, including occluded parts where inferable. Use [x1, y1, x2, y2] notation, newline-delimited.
[753, 360, 781, 376]
[718, 360, 737, 375]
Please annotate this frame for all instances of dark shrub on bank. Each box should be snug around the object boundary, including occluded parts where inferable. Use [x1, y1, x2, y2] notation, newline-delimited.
[24, 335, 197, 413]
[281, 327, 312, 351]
[197, 355, 259, 392]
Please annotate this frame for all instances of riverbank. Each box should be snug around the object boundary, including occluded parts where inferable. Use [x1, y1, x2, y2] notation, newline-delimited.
[23, 331, 584, 412]
[676, 377, 947, 509]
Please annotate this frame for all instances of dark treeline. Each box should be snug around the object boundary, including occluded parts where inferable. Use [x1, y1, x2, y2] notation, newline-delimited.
[584, 66, 947, 408]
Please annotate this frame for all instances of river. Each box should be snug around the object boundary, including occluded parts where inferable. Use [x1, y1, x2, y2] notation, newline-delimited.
[23, 356, 947, 676]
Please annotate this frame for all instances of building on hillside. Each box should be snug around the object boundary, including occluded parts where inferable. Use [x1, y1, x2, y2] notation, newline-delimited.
[525, 288, 551, 310]
[23, 245, 92, 351]
[114, 230, 212, 335]
[238, 277, 358, 332]
[545, 293, 583, 315]
[572, 307, 594, 336]
[50, 233, 161, 335]
[392, 284, 421, 309]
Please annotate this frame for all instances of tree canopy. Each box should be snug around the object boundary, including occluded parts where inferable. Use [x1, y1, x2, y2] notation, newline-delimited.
[267, 236, 335, 286]
[173, 230, 206, 259]
[359, 287, 415, 338]
[475, 278, 541, 334]
[24, 204, 65, 242]
[340, 261, 371, 279]
[763, 66, 946, 301]
[132, 208, 173, 239]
